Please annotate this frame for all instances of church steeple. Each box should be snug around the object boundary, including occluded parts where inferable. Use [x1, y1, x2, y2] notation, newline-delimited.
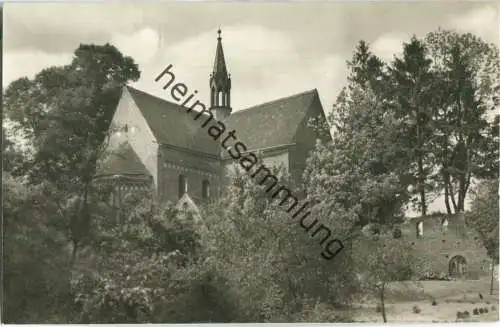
[210, 28, 232, 120]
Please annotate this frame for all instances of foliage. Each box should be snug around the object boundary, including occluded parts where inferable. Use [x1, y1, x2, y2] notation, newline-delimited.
[392, 227, 402, 239]
[413, 305, 422, 314]
[424, 29, 499, 213]
[4, 42, 141, 269]
[306, 86, 409, 235]
[2, 43, 140, 323]
[322, 31, 499, 218]
[387, 36, 438, 215]
[467, 178, 499, 263]
[203, 165, 358, 322]
[2, 126, 24, 174]
[3, 176, 75, 322]
[418, 271, 453, 281]
[354, 235, 416, 285]
[352, 234, 417, 322]
[72, 194, 240, 323]
[3, 43, 140, 189]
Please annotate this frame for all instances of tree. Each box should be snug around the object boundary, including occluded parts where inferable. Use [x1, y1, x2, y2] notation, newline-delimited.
[3, 177, 75, 322]
[333, 41, 388, 132]
[204, 165, 358, 322]
[424, 29, 499, 212]
[467, 178, 499, 295]
[388, 35, 437, 216]
[346, 40, 386, 95]
[4, 44, 140, 187]
[306, 84, 410, 238]
[72, 193, 241, 323]
[3, 43, 142, 322]
[311, 41, 413, 230]
[353, 235, 415, 323]
[2, 125, 24, 174]
[3, 43, 141, 266]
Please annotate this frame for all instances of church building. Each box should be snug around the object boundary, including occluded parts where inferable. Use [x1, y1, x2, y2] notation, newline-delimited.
[96, 29, 330, 208]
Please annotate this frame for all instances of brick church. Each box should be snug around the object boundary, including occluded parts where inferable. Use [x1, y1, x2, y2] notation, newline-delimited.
[96, 29, 330, 208]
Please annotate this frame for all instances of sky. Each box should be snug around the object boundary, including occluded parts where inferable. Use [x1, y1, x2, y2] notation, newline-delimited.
[4, 1, 499, 114]
[3, 1, 499, 215]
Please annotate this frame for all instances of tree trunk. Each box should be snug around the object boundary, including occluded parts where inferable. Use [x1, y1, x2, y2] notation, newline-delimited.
[448, 179, 459, 213]
[380, 283, 387, 323]
[457, 171, 471, 213]
[454, 139, 468, 213]
[418, 169, 427, 216]
[490, 258, 495, 295]
[457, 178, 466, 212]
[416, 111, 427, 216]
[444, 177, 452, 214]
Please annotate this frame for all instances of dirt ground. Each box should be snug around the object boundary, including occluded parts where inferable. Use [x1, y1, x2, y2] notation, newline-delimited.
[347, 277, 499, 323]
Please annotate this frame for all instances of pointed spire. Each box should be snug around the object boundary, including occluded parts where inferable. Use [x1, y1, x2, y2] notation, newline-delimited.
[213, 28, 228, 79]
[210, 28, 232, 121]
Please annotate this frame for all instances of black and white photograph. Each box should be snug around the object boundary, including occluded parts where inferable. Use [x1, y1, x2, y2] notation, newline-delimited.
[2, 1, 499, 324]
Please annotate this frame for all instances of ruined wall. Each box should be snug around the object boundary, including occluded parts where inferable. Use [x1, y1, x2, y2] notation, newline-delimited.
[400, 213, 491, 278]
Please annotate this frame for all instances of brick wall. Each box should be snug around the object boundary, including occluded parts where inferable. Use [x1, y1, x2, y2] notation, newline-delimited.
[158, 145, 220, 203]
[222, 149, 289, 186]
[400, 213, 491, 277]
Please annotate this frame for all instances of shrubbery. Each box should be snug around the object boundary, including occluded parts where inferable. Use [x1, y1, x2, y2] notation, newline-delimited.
[418, 271, 453, 281]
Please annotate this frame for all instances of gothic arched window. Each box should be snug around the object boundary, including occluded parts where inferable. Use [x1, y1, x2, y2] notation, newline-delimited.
[202, 180, 210, 199]
[218, 91, 223, 106]
[449, 255, 467, 276]
[416, 221, 424, 237]
[211, 86, 216, 105]
[178, 175, 187, 198]
[441, 217, 449, 232]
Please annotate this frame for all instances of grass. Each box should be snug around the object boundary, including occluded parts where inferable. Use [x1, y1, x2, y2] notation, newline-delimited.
[346, 277, 499, 323]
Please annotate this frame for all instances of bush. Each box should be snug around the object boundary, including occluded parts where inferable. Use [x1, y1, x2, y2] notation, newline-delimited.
[484, 307, 489, 313]
[473, 308, 479, 315]
[412, 305, 421, 314]
[479, 308, 484, 314]
[418, 271, 453, 281]
[456, 311, 463, 319]
[375, 304, 382, 313]
[392, 228, 402, 239]
[463, 311, 470, 317]
[431, 299, 437, 306]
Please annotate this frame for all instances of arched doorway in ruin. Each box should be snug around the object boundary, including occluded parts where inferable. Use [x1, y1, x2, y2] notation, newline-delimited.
[449, 255, 468, 276]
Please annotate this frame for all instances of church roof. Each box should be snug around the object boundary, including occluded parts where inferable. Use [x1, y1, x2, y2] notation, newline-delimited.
[226, 89, 320, 150]
[125, 86, 321, 155]
[126, 86, 219, 155]
[98, 141, 151, 177]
